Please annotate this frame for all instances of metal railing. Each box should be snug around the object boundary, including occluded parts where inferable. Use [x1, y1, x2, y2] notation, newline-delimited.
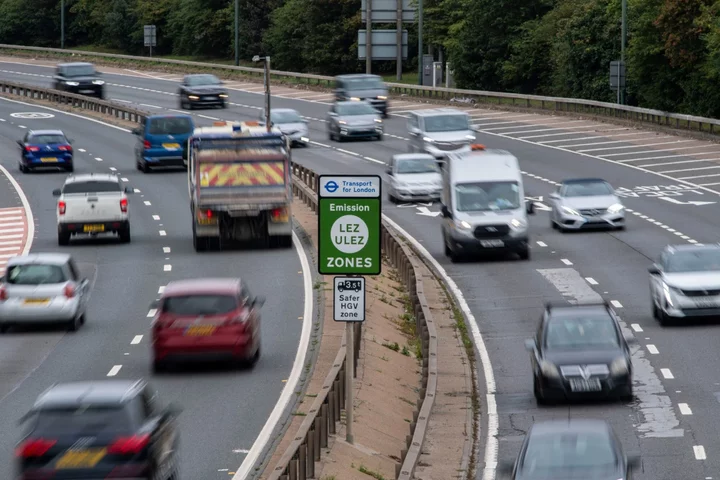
[2, 43, 720, 136]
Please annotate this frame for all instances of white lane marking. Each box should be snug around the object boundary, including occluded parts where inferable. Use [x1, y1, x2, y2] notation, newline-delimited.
[560, 258, 573, 265]
[610, 300, 623, 308]
[646, 344, 659, 354]
[631, 324, 643, 332]
[694, 445, 707, 460]
[577, 139, 696, 153]
[233, 231, 314, 480]
[158, 230, 166, 236]
[163, 247, 171, 253]
[140, 103, 162, 109]
[147, 309, 157, 317]
[158, 286, 165, 294]
[109, 167, 117, 171]
[642, 158, 720, 168]
[661, 368, 674, 379]
[112, 98, 132, 103]
[678, 403, 693, 415]
[197, 114, 219, 120]
[121, 177, 128, 182]
[107, 365, 122, 377]
[152, 215, 160, 220]
[163, 265, 172, 272]
[18, 125, 26, 128]
[0, 166, 34, 258]
[559, 135, 671, 148]
[658, 165, 720, 174]
[0, 246, 20, 252]
[95, 157, 103, 161]
[131, 335, 143, 345]
[133, 188, 141, 193]
[536, 241, 547, 247]
[585, 277, 598, 285]
[144, 201, 152, 206]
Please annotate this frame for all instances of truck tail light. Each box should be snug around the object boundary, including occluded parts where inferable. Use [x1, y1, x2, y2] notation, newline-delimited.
[120, 198, 128, 213]
[58, 200, 66, 215]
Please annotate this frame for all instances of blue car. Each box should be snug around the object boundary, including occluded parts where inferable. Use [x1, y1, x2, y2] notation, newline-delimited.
[17, 130, 74, 173]
[132, 114, 195, 173]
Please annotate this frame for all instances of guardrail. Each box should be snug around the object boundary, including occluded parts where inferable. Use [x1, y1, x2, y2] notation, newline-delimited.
[2, 43, 720, 136]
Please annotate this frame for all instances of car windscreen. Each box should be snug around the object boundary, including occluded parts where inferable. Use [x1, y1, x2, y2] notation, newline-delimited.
[344, 78, 385, 90]
[65, 65, 96, 77]
[521, 431, 618, 478]
[62, 181, 120, 194]
[32, 405, 134, 434]
[186, 74, 221, 86]
[397, 158, 439, 174]
[665, 249, 720, 273]
[271, 111, 303, 124]
[28, 134, 66, 145]
[423, 114, 469, 132]
[162, 294, 238, 315]
[6, 264, 66, 285]
[337, 103, 377, 116]
[563, 181, 613, 197]
[454, 181, 520, 212]
[545, 315, 620, 350]
[148, 117, 194, 135]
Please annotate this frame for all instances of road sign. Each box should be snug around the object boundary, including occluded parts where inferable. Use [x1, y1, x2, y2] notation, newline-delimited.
[334, 277, 366, 322]
[610, 60, 626, 89]
[318, 175, 381, 275]
[144, 25, 157, 47]
[361, 0, 416, 22]
[358, 30, 408, 60]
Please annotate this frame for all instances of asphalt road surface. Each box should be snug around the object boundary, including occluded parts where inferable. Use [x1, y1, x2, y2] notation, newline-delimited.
[3, 61, 720, 479]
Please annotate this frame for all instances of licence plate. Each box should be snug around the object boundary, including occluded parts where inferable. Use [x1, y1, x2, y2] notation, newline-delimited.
[163, 143, 180, 150]
[83, 224, 105, 233]
[79, 89, 94, 93]
[569, 378, 602, 392]
[23, 298, 50, 305]
[480, 239, 504, 248]
[40, 157, 58, 162]
[197, 217, 217, 225]
[185, 325, 216, 336]
[271, 213, 289, 223]
[56, 448, 107, 468]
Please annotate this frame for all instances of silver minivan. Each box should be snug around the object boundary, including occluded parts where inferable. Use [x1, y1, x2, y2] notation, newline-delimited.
[407, 109, 476, 159]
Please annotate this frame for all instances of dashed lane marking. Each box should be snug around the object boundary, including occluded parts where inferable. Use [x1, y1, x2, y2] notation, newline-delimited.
[147, 309, 157, 317]
[694, 445, 707, 460]
[585, 277, 598, 285]
[646, 344, 659, 354]
[163, 265, 172, 272]
[678, 403, 693, 415]
[107, 365, 122, 377]
[131, 335, 143, 344]
[661, 368, 674, 379]
[631, 324, 643, 332]
[560, 258, 573, 265]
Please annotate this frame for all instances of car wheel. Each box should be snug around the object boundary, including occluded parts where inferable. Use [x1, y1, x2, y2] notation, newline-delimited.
[533, 377, 548, 405]
[550, 214, 558, 229]
[376, 133, 384, 141]
[0, 324, 9, 334]
[387, 192, 397, 204]
[141, 160, 150, 173]
[119, 226, 131, 243]
[616, 225, 626, 231]
[19, 162, 28, 173]
[152, 359, 168, 374]
[619, 383, 633, 402]
[651, 297, 659, 319]
[328, 130, 334, 141]
[65, 162, 74, 173]
[66, 314, 82, 332]
[58, 231, 71, 246]
[517, 246, 531, 260]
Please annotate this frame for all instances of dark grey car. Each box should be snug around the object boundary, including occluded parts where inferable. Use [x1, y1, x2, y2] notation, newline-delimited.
[334, 74, 389, 117]
[498, 420, 641, 479]
[327, 101, 384, 142]
[52, 62, 105, 99]
[178, 74, 228, 109]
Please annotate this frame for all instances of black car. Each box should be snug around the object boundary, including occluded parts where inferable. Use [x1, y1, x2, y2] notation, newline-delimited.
[498, 420, 641, 479]
[178, 74, 228, 109]
[52, 62, 105, 99]
[15, 380, 180, 480]
[334, 74, 389, 117]
[524, 301, 635, 404]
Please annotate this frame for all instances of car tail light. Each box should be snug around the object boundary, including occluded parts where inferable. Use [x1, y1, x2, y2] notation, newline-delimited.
[107, 434, 150, 455]
[0, 286, 7, 301]
[16, 438, 57, 457]
[58, 145, 72, 152]
[120, 198, 128, 213]
[24, 146, 39, 152]
[58, 201, 66, 215]
[143, 140, 151, 149]
[206, 210, 212, 218]
[64, 284, 75, 298]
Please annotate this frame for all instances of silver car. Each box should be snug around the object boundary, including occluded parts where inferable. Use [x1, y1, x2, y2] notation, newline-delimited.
[386, 153, 442, 203]
[649, 244, 720, 325]
[549, 178, 625, 231]
[259, 108, 309, 147]
[327, 101, 383, 142]
[0, 253, 90, 332]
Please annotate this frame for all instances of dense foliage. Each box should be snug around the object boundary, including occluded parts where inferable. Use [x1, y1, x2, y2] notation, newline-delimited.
[2, 0, 720, 116]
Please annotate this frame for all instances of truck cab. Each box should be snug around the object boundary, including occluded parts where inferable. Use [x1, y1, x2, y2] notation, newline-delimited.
[440, 145, 535, 262]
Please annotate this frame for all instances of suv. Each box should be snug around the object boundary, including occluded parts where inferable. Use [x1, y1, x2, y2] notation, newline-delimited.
[15, 379, 180, 480]
[133, 114, 195, 172]
[524, 301, 635, 404]
[53, 174, 134, 245]
[52, 62, 105, 99]
[407, 109, 476, 159]
[334, 74, 389, 117]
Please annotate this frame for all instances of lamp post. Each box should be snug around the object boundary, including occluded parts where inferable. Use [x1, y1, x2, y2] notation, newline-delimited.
[234, 0, 240, 66]
[620, 0, 627, 104]
[60, 0, 65, 49]
[253, 55, 271, 132]
[417, 0, 423, 85]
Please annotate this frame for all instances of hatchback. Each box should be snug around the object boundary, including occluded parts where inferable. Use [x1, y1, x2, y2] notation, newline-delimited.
[132, 114, 195, 172]
[17, 130, 74, 173]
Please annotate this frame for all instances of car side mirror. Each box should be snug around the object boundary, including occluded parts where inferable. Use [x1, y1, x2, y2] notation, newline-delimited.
[253, 296, 266, 308]
[648, 265, 661, 275]
[124, 187, 134, 194]
[524, 338, 536, 351]
[386, 168, 392, 175]
[526, 201, 535, 215]
[497, 460, 514, 475]
[548, 192, 560, 200]
[441, 205, 452, 219]
[149, 300, 159, 310]
[52, 189, 61, 197]
[131, 127, 141, 135]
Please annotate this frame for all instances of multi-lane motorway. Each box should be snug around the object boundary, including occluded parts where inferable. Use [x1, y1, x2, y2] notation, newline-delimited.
[2, 60, 720, 479]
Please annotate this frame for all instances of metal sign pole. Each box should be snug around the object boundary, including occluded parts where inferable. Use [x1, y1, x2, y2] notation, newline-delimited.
[396, 0, 402, 80]
[346, 321, 354, 443]
[265, 57, 271, 133]
[366, 0, 372, 73]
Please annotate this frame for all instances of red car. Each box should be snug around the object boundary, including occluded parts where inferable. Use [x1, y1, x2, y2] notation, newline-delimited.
[150, 278, 264, 372]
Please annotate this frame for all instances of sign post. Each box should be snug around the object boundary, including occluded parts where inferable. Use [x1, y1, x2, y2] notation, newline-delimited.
[319, 175, 381, 444]
[143, 25, 157, 57]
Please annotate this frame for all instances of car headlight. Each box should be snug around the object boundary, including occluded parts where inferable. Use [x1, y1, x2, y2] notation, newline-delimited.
[662, 283, 679, 306]
[350, 97, 361, 101]
[188, 95, 199, 100]
[465, 134, 476, 140]
[338, 120, 347, 125]
[456, 220, 472, 230]
[510, 218, 527, 229]
[219, 94, 229, 98]
[377, 95, 387, 100]
[423, 137, 435, 144]
[607, 203, 624, 214]
[65, 81, 79, 86]
[610, 357, 629, 375]
[540, 360, 560, 378]
[374, 118, 383, 123]
[92, 80, 105, 85]
[561, 206, 581, 216]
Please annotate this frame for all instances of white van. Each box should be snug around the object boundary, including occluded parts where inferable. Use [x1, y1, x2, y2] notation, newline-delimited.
[440, 145, 535, 261]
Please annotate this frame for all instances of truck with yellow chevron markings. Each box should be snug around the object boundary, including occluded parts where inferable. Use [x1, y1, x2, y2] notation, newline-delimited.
[187, 121, 293, 251]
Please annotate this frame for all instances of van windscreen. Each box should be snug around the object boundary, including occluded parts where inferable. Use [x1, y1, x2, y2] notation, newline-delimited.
[455, 181, 520, 212]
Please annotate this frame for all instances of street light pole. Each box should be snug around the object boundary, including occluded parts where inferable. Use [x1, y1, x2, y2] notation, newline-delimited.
[60, 0, 65, 49]
[234, 0, 240, 66]
[620, 0, 627, 104]
[253, 55, 272, 132]
[417, 0, 423, 85]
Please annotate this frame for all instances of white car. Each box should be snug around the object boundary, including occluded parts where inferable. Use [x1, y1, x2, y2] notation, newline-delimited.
[386, 153, 442, 203]
[52, 173, 134, 245]
[259, 108, 309, 147]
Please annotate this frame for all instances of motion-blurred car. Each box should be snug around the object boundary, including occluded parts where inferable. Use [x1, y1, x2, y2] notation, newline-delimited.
[259, 108, 309, 147]
[524, 301, 634, 404]
[17, 129, 74, 173]
[0, 253, 90, 333]
[15, 379, 180, 480]
[53, 173, 134, 245]
[150, 278, 265, 372]
[333, 74, 389, 117]
[52, 62, 105, 99]
[649, 243, 720, 325]
[549, 178, 625, 231]
[497, 419, 640, 479]
[386, 153, 442, 203]
[327, 101, 384, 142]
[132, 114, 195, 172]
[178, 73, 228, 109]
[407, 109, 476, 159]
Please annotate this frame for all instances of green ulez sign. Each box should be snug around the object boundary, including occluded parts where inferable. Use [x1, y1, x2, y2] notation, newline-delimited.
[318, 175, 381, 275]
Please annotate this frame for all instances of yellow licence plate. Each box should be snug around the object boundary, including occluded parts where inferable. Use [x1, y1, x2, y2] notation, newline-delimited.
[163, 143, 180, 150]
[56, 448, 107, 469]
[197, 217, 217, 225]
[271, 213, 289, 223]
[40, 157, 58, 162]
[83, 224, 105, 233]
[185, 325, 216, 336]
[24, 298, 50, 305]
